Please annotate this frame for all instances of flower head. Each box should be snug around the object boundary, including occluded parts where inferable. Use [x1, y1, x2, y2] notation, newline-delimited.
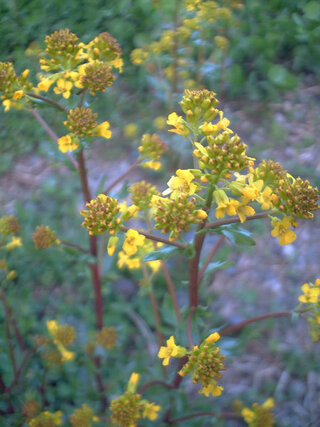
[271, 216, 297, 246]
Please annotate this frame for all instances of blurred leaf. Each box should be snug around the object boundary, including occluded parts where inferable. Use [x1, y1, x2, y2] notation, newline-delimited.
[267, 64, 298, 89]
[216, 225, 256, 246]
[144, 245, 182, 261]
[303, 2, 320, 20]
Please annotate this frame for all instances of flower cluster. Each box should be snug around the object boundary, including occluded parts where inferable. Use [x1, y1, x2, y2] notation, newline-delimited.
[41, 320, 76, 365]
[70, 404, 99, 427]
[96, 326, 117, 349]
[32, 225, 60, 249]
[28, 410, 63, 427]
[58, 107, 112, 153]
[0, 215, 20, 235]
[152, 195, 207, 240]
[158, 333, 225, 398]
[38, 29, 121, 98]
[81, 194, 121, 235]
[130, 1, 242, 90]
[0, 62, 32, 111]
[138, 133, 168, 170]
[235, 398, 275, 427]
[117, 230, 162, 274]
[110, 373, 160, 427]
[178, 332, 225, 397]
[298, 278, 320, 342]
[130, 181, 160, 211]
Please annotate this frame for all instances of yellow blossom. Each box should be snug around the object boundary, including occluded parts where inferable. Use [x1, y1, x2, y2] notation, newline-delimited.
[158, 336, 187, 366]
[38, 78, 54, 92]
[117, 251, 141, 270]
[53, 78, 73, 98]
[107, 236, 119, 256]
[142, 160, 161, 170]
[199, 383, 224, 397]
[57, 134, 79, 153]
[167, 112, 189, 136]
[123, 229, 145, 256]
[241, 407, 255, 423]
[142, 403, 161, 421]
[271, 216, 296, 246]
[163, 169, 196, 199]
[215, 199, 240, 219]
[94, 121, 112, 139]
[235, 198, 255, 223]
[257, 186, 275, 210]
[13, 90, 24, 100]
[241, 179, 263, 200]
[124, 123, 138, 138]
[298, 282, 320, 304]
[205, 332, 220, 344]
[5, 236, 22, 250]
[147, 260, 161, 273]
[6, 270, 17, 280]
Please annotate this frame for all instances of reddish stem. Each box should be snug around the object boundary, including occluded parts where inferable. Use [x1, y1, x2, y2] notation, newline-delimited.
[198, 235, 225, 284]
[121, 226, 187, 250]
[220, 311, 292, 336]
[103, 160, 140, 194]
[204, 211, 272, 231]
[161, 261, 181, 322]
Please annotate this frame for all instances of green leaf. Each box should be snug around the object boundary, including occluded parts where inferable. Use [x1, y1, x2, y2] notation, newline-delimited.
[143, 245, 182, 261]
[267, 64, 297, 89]
[216, 225, 256, 246]
[202, 260, 233, 277]
[303, 2, 320, 20]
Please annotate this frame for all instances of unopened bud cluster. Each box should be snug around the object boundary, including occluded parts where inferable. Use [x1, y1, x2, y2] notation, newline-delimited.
[96, 326, 117, 349]
[32, 225, 59, 249]
[276, 176, 319, 219]
[180, 89, 219, 123]
[110, 392, 142, 427]
[81, 194, 121, 235]
[152, 196, 207, 240]
[70, 404, 98, 426]
[254, 160, 286, 185]
[236, 398, 275, 427]
[64, 107, 98, 137]
[130, 181, 160, 210]
[0, 215, 19, 235]
[179, 333, 225, 395]
[81, 62, 115, 95]
[22, 400, 39, 421]
[43, 28, 80, 70]
[138, 133, 168, 161]
[87, 32, 122, 63]
[29, 410, 62, 427]
[298, 278, 320, 342]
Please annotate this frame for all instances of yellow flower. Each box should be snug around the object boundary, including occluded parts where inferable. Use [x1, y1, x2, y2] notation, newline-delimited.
[117, 251, 141, 270]
[158, 336, 187, 366]
[241, 407, 255, 423]
[5, 236, 22, 250]
[163, 169, 196, 199]
[271, 216, 296, 246]
[3, 99, 12, 111]
[241, 179, 263, 201]
[258, 186, 275, 210]
[13, 90, 24, 100]
[94, 121, 112, 139]
[143, 403, 161, 421]
[6, 270, 17, 280]
[38, 78, 54, 92]
[205, 332, 220, 344]
[215, 199, 240, 219]
[142, 160, 161, 170]
[147, 260, 161, 273]
[199, 383, 224, 397]
[57, 134, 79, 153]
[123, 229, 145, 256]
[235, 198, 255, 223]
[112, 56, 123, 73]
[29, 410, 63, 427]
[53, 78, 73, 99]
[153, 116, 166, 130]
[298, 282, 320, 304]
[167, 112, 189, 136]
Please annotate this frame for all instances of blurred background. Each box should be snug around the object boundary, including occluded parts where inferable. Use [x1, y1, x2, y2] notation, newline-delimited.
[1, 0, 320, 425]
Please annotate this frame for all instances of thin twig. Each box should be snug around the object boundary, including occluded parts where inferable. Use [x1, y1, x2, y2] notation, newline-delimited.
[204, 211, 273, 231]
[27, 92, 67, 112]
[29, 108, 79, 170]
[138, 380, 173, 394]
[60, 239, 90, 254]
[103, 160, 141, 194]
[161, 261, 181, 322]
[198, 235, 225, 284]
[121, 226, 187, 249]
[5, 347, 35, 394]
[220, 310, 292, 336]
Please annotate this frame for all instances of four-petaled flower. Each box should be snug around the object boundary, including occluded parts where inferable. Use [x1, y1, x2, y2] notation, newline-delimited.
[163, 169, 196, 199]
[167, 112, 189, 136]
[271, 216, 297, 246]
[158, 336, 187, 366]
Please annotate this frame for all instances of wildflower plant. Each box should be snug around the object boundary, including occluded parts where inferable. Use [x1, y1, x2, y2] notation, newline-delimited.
[0, 26, 319, 427]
